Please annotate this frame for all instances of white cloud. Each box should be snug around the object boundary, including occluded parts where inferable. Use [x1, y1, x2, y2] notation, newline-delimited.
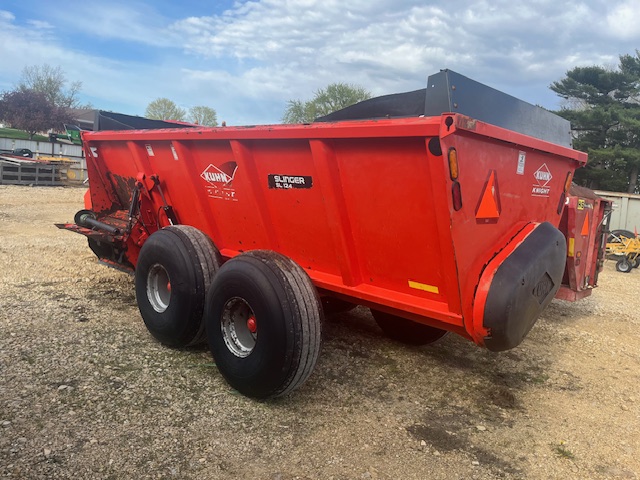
[0, 10, 15, 22]
[169, 0, 618, 99]
[26, 19, 54, 30]
[0, 1, 639, 124]
[0, 12, 164, 112]
[606, 0, 640, 40]
[44, 1, 183, 47]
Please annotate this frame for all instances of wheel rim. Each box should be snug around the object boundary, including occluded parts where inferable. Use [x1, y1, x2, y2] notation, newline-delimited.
[221, 297, 257, 358]
[147, 264, 171, 313]
[618, 260, 631, 273]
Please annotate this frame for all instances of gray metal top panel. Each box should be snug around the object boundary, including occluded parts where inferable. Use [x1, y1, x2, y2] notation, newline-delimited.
[425, 70, 572, 148]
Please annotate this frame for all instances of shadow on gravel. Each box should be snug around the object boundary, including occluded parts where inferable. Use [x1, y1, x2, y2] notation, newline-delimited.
[318, 305, 556, 477]
[321, 306, 552, 397]
[406, 413, 520, 476]
[85, 279, 137, 310]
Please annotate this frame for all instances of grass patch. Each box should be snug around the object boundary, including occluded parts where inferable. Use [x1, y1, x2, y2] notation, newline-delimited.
[531, 373, 550, 384]
[553, 443, 575, 459]
[0, 127, 49, 142]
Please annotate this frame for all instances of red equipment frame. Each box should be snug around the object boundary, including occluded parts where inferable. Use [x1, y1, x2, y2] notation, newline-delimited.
[557, 186, 610, 301]
[60, 113, 586, 351]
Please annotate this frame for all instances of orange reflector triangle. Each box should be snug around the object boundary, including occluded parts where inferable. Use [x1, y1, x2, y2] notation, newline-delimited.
[476, 171, 500, 219]
[581, 214, 589, 236]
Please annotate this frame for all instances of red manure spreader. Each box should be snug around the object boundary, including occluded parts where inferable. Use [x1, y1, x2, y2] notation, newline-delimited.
[59, 71, 587, 398]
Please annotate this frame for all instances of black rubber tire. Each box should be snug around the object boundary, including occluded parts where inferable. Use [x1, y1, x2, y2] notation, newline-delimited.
[135, 226, 221, 347]
[371, 309, 449, 346]
[205, 250, 322, 399]
[321, 297, 357, 316]
[627, 255, 639, 269]
[608, 229, 635, 243]
[616, 258, 633, 273]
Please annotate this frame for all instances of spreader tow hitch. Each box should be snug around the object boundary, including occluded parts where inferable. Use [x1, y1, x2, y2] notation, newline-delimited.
[74, 210, 121, 236]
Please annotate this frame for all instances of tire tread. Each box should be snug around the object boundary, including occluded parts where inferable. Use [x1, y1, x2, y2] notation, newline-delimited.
[245, 251, 323, 397]
[136, 226, 220, 347]
[165, 226, 221, 345]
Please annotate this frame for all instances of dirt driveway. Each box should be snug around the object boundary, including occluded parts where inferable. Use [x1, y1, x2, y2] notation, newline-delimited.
[0, 185, 638, 479]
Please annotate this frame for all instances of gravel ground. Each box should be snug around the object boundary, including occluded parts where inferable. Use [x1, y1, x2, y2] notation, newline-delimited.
[0, 184, 639, 480]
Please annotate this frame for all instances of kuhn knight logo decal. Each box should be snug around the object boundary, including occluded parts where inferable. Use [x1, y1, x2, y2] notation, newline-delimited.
[531, 163, 552, 197]
[201, 161, 238, 201]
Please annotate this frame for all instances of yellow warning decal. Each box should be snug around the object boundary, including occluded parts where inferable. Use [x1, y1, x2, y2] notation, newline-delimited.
[408, 280, 439, 294]
[568, 238, 575, 258]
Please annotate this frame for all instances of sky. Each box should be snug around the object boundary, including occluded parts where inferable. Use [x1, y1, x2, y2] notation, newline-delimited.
[0, 0, 639, 126]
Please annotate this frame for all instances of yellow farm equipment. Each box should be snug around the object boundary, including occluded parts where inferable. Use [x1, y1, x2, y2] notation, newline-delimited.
[606, 229, 640, 273]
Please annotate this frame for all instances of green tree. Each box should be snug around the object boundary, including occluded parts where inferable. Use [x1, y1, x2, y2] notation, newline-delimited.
[282, 83, 372, 123]
[189, 105, 217, 126]
[551, 52, 640, 193]
[18, 64, 82, 109]
[0, 89, 72, 139]
[145, 98, 186, 121]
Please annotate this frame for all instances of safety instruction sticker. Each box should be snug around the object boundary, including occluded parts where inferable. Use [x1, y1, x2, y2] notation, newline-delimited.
[517, 151, 526, 175]
[170, 143, 179, 161]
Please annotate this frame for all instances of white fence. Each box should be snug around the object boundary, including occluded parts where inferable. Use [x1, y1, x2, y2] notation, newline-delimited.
[0, 137, 84, 164]
[0, 137, 87, 182]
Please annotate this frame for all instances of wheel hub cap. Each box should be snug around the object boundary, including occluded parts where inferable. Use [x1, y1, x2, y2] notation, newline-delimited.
[147, 264, 171, 313]
[247, 316, 257, 333]
[221, 297, 257, 358]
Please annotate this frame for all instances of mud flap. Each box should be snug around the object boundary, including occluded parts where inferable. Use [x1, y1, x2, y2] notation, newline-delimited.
[476, 222, 567, 352]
